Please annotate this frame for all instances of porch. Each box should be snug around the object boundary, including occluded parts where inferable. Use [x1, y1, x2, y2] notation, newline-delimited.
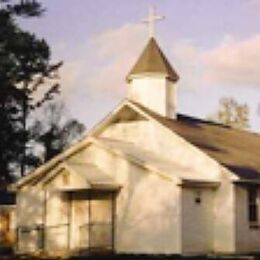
[16, 163, 120, 256]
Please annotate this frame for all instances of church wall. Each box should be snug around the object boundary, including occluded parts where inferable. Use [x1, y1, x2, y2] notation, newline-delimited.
[234, 185, 260, 253]
[44, 190, 70, 252]
[38, 167, 90, 253]
[147, 123, 223, 180]
[15, 114, 241, 255]
[100, 118, 222, 180]
[142, 122, 237, 253]
[80, 144, 182, 254]
[99, 117, 237, 253]
[41, 167, 89, 191]
[181, 187, 214, 254]
[16, 189, 44, 227]
[16, 189, 45, 253]
[213, 172, 236, 253]
[100, 120, 152, 146]
[15, 166, 87, 254]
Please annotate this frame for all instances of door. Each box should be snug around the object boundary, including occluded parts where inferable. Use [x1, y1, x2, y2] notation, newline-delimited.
[89, 191, 114, 251]
[73, 190, 115, 251]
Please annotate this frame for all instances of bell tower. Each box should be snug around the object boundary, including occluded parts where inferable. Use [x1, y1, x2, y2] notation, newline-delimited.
[126, 8, 179, 118]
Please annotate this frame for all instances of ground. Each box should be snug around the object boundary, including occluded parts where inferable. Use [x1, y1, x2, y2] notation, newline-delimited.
[1, 253, 260, 260]
[1, 247, 260, 260]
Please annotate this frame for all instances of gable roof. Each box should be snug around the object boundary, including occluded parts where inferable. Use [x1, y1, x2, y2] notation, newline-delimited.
[12, 99, 260, 190]
[126, 37, 179, 82]
[131, 101, 260, 180]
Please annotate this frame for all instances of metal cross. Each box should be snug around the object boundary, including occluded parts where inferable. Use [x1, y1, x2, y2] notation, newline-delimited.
[142, 6, 165, 38]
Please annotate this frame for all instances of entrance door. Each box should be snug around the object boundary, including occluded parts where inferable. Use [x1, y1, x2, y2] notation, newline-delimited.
[89, 191, 114, 251]
[74, 190, 114, 252]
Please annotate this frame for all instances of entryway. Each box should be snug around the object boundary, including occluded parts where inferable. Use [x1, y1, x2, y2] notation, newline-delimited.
[71, 189, 115, 253]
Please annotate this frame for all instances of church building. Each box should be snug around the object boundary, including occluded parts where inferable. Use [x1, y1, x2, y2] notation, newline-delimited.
[11, 10, 260, 257]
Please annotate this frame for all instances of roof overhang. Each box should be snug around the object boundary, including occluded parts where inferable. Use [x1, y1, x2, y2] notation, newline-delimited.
[0, 205, 16, 209]
[127, 72, 174, 82]
[56, 185, 121, 194]
[178, 179, 220, 189]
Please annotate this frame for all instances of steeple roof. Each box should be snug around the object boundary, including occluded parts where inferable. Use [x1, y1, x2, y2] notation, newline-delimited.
[127, 37, 179, 82]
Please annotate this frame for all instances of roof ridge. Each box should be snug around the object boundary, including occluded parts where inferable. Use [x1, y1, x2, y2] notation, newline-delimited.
[128, 99, 259, 137]
[176, 113, 260, 136]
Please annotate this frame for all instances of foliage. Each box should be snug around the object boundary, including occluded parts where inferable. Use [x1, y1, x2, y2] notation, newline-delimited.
[0, 86, 23, 184]
[0, 0, 62, 184]
[31, 102, 86, 163]
[208, 97, 250, 130]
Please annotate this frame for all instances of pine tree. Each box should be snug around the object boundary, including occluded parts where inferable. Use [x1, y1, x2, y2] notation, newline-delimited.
[0, 0, 62, 183]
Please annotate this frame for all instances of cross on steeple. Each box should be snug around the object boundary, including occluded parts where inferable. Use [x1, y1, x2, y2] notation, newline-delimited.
[142, 6, 164, 38]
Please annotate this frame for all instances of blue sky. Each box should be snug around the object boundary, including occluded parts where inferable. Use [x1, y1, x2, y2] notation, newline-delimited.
[19, 0, 260, 132]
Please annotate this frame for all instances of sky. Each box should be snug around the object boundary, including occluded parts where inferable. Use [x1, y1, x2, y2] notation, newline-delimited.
[19, 0, 260, 132]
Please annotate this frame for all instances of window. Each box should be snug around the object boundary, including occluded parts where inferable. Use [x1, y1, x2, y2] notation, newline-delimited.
[248, 186, 258, 227]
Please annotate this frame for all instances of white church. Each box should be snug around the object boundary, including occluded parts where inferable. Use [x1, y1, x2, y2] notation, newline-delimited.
[11, 8, 260, 257]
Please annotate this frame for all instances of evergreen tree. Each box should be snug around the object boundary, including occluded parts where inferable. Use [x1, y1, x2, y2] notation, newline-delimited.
[0, 0, 61, 183]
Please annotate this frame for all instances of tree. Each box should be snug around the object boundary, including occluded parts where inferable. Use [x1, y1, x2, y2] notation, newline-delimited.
[0, 86, 24, 185]
[30, 102, 85, 163]
[208, 97, 250, 130]
[0, 0, 62, 181]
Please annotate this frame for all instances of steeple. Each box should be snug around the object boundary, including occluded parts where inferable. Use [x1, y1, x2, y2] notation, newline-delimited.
[126, 7, 179, 119]
[127, 37, 179, 83]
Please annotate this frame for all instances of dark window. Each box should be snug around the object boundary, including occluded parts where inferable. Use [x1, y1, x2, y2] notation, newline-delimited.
[248, 186, 258, 226]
